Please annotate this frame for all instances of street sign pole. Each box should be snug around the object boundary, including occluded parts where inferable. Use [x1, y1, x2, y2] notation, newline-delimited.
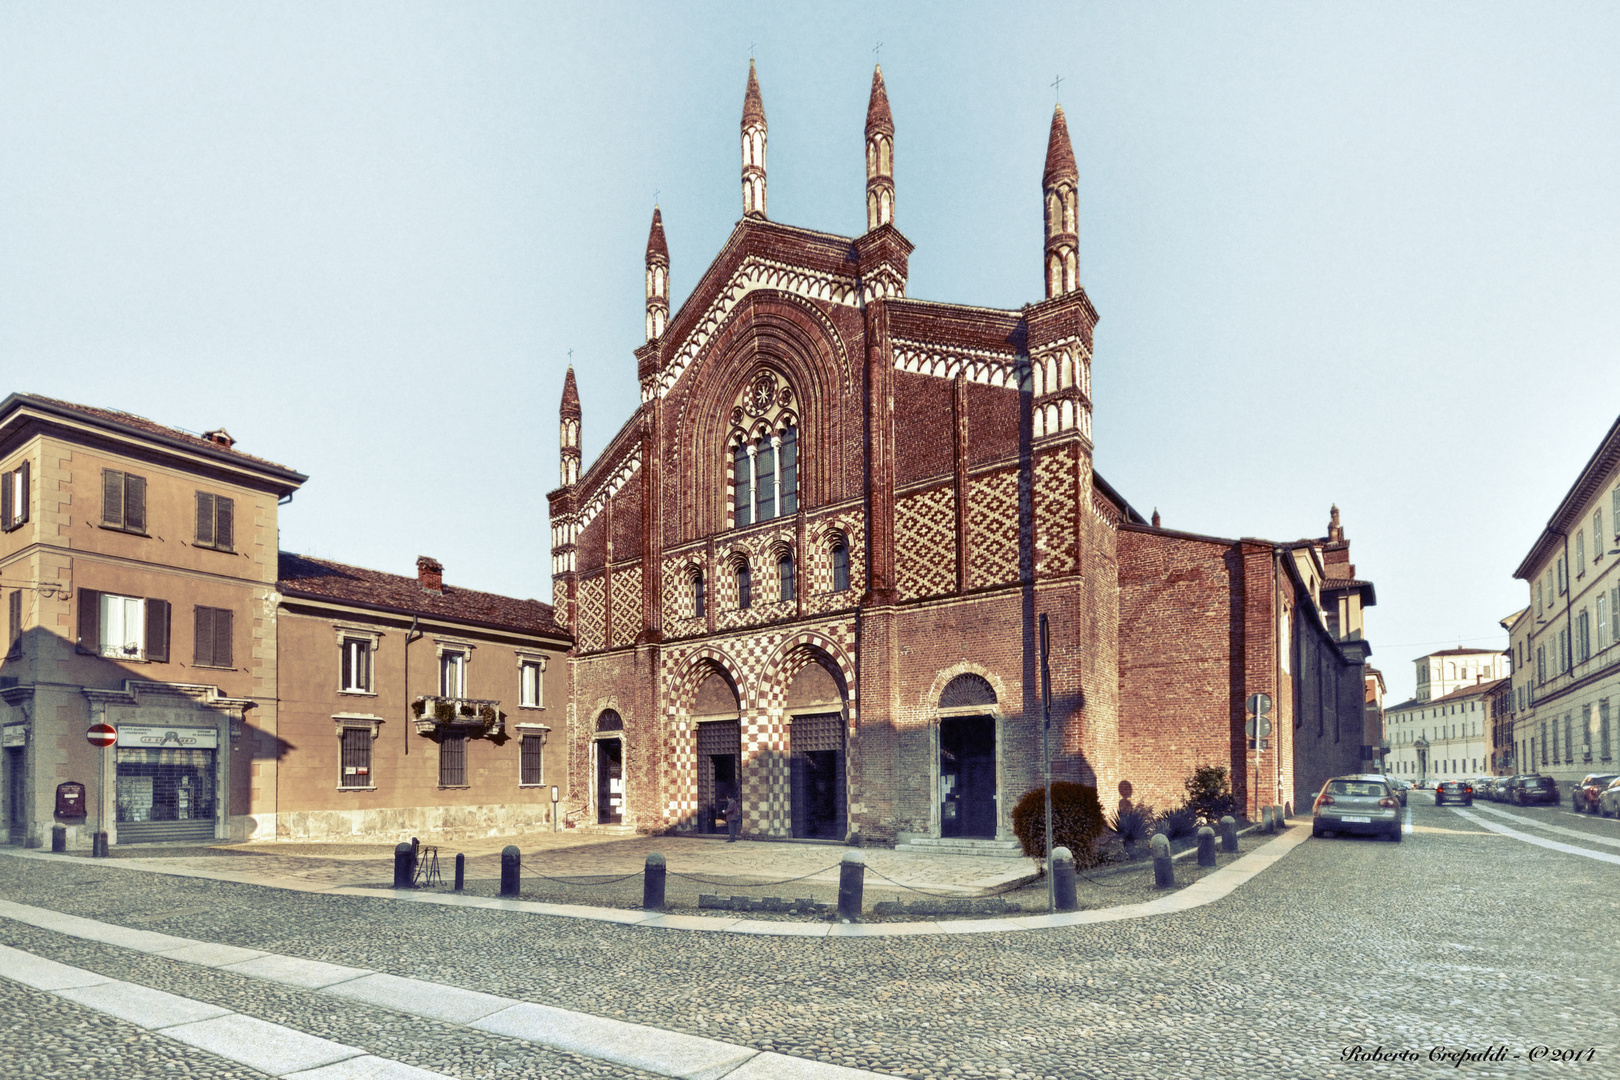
[1039, 614, 1053, 914]
[86, 723, 117, 857]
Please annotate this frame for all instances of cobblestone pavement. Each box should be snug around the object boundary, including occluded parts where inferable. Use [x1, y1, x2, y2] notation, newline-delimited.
[4, 795, 1618, 1079]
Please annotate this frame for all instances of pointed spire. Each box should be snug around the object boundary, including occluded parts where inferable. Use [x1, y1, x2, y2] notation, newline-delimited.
[559, 367, 581, 487]
[864, 65, 895, 232]
[741, 60, 768, 218]
[1041, 104, 1080, 298]
[645, 206, 669, 342]
[645, 205, 668, 262]
[742, 58, 766, 130]
[865, 65, 893, 137]
[1043, 105, 1078, 188]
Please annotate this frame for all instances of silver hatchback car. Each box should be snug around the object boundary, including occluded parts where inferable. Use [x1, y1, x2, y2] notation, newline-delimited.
[1312, 775, 1403, 842]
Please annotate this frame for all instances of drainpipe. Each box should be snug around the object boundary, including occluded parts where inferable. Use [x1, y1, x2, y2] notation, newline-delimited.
[404, 615, 422, 756]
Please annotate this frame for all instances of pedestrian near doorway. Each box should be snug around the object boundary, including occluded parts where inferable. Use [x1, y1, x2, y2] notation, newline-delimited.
[726, 793, 741, 842]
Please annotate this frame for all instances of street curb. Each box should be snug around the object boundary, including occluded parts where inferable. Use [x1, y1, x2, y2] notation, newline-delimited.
[1, 822, 1309, 937]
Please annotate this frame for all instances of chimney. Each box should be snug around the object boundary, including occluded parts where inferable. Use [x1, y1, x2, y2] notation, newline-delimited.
[1151, 508, 1161, 528]
[202, 428, 236, 448]
[417, 556, 444, 592]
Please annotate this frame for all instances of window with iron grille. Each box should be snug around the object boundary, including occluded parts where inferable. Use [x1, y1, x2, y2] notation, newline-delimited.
[340, 728, 372, 788]
[439, 731, 467, 786]
[520, 733, 544, 785]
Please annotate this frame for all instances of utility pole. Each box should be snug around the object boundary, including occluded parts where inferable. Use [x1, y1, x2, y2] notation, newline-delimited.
[1040, 613, 1053, 913]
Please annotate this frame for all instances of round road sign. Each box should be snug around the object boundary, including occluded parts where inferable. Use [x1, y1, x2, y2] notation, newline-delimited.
[86, 723, 117, 748]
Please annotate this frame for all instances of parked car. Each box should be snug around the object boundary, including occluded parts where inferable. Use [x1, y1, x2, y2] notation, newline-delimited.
[1434, 780, 1474, 806]
[1597, 777, 1620, 818]
[1514, 774, 1560, 806]
[1368, 774, 1407, 806]
[1313, 776, 1402, 842]
[1572, 774, 1618, 813]
[1488, 777, 1514, 802]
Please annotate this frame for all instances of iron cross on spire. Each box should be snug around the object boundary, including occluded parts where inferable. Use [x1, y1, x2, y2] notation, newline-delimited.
[873, 41, 883, 62]
[1051, 74, 1064, 102]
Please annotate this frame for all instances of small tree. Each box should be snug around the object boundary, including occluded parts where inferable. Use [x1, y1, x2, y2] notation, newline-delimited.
[1012, 782, 1107, 867]
[1184, 764, 1235, 824]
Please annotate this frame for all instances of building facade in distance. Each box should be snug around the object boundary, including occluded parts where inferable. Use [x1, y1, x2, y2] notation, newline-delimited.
[1508, 414, 1620, 786]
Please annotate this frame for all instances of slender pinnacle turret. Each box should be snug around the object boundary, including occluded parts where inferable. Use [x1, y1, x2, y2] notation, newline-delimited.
[1042, 104, 1080, 298]
[559, 366, 581, 487]
[864, 65, 895, 232]
[741, 59, 768, 218]
[645, 206, 669, 342]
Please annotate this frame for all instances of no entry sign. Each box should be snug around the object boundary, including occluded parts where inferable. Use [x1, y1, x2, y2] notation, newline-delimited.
[86, 723, 117, 747]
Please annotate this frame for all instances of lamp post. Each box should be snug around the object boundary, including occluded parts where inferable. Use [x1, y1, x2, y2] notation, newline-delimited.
[1039, 613, 1053, 914]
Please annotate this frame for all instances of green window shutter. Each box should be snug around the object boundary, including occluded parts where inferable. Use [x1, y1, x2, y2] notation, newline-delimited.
[196, 492, 214, 546]
[103, 470, 123, 527]
[125, 474, 146, 533]
[216, 497, 233, 550]
[215, 608, 233, 668]
[77, 589, 100, 653]
[146, 599, 170, 663]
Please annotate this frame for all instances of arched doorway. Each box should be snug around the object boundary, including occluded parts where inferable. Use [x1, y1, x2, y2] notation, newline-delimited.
[939, 674, 997, 839]
[786, 661, 846, 840]
[594, 710, 624, 825]
[690, 669, 741, 835]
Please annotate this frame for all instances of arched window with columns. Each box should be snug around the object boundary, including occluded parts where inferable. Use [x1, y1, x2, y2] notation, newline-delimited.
[729, 369, 799, 527]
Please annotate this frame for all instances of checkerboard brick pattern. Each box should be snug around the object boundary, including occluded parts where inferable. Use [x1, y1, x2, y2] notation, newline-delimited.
[575, 575, 605, 653]
[896, 485, 956, 601]
[967, 469, 1019, 587]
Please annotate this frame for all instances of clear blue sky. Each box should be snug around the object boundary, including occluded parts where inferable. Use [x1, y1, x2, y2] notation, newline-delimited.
[5, 3, 1618, 706]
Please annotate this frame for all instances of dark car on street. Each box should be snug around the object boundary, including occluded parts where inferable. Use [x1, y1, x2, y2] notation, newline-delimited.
[1514, 774, 1560, 806]
[1434, 780, 1474, 806]
[1313, 776, 1402, 842]
[1572, 774, 1618, 813]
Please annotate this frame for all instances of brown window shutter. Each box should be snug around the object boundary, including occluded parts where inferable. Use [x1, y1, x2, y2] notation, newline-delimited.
[1, 469, 12, 528]
[78, 589, 100, 653]
[193, 606, 213, 666]
[125, 474, 146, 533]
[7, 590, 20, 654]
[102, 470, 122, 526]
[341, 640, 352, 689]
[216, 496, 233, 550]
[196, 492, 214, 546]
[15, 461, 25, 525]
[215, 608, 233, 668]
[146, 599, 170, 663]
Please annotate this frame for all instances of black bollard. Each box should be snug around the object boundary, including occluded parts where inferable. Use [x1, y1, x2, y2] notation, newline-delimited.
[51, 826, 66, 853]
[1196, 826, 1216, 867]
[1151, 833, 1174, 889]
[837, 849, 865, 922]
[454, 852, 466, 891]
[643, 852, 667, 910]
[393, 842, 415, 888]
[1283, 801, 1293, 820]
[1220, 814, 1238, 853]
[92, 831, 109, 858]
[500, 845, 521, 897]
[1051, 845, 1077, 912]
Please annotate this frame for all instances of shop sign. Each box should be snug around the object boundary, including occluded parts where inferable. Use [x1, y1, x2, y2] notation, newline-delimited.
[115, 725, 219, 750]
[2, 725, 25, 748]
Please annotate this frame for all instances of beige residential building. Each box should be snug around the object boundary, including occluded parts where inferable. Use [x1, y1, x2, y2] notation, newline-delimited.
[1384, 648, 1507, 782]
[1508, 414, 1620, 784]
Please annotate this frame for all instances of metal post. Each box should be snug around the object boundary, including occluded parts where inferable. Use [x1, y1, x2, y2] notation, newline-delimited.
[1039, 613, 1053, 914]
[837, 849, 864, 922]
[454, 852, 466, 891]
[551, 785, 560, 833]
[643, 852, 667, 910]
[393, 842, 415, 888]
[500, 845, 521, 897]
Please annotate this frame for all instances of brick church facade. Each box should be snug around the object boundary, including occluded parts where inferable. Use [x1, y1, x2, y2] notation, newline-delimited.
[547, 64, 1375, 845]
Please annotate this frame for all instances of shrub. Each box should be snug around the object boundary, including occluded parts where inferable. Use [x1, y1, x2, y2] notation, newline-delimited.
[1158, 804, 1200, 840]
[1107, 803, 1156, 846]
[1012, 783, 1106, 867]
[1184, 764, 1235, 824]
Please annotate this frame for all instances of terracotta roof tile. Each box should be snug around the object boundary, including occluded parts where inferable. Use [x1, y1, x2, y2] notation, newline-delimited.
[278, 552, 568, 639]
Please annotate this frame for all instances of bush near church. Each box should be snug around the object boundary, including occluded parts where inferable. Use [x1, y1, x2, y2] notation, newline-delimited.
[1012, 782, 1107, 867]
[1183, 764, 1236, 825]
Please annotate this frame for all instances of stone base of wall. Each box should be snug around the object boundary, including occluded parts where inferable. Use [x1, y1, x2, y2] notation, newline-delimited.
[231, 802, 559, 843]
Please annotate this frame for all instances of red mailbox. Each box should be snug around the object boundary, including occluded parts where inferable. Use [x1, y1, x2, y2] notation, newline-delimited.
[56, 782, 87, 819]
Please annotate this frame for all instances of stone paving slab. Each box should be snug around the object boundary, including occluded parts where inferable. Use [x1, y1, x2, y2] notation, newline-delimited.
[220, 953, 375, 988]
[0, 941, 114, 990]
[283, 1056, 456, 1080]
[162, 1012, 364, 1074]
[324, 972, 513, 1025]
[469, 1001, 759, 1080]
[724, 1053, 892, 1080]
[156, 940, 270, 966]
[0, 897, 193, 951]
[56, 978, 232, 1028]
